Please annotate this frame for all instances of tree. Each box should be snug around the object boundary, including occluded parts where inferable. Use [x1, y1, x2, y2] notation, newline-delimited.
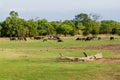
[74, 13, 91, 26]
[25, 19, 38, 37]
[74, 13, 92, 35]
[111, 22, 120, 35]
[56, 23, 73, 36]
[90, 21, 101, 35]
[50, 21, 61, 35]
[38, 19, 54, 35]
[89, 13, 101, 21]
[0, 22, 3, 36]
[62, 20, 76, 36]
[79, 20, 101, 36]
[100, 20, 120, 34]
[16, 19, 27, 37]
[9, 11, 18, 18]
[4, 16, 18, 37]
[4, 11, 25, 37]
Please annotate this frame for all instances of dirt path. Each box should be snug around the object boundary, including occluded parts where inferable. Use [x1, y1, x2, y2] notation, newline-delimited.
[65, 44, 120, 50]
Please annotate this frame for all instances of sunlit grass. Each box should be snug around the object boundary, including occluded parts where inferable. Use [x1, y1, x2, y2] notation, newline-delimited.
[0, 37, 119, 80]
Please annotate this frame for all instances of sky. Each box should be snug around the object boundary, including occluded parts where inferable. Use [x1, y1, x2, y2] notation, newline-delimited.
[0, 0, 120, 21]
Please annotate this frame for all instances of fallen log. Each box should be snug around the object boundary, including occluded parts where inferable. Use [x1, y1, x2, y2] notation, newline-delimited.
[59, 52, 103, 62]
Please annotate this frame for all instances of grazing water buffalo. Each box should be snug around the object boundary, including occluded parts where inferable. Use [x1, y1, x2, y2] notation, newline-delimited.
[48, 35, 60, 40]
[57, 39, 63, 42]
[76, 36, 94, 41]
[110, 36, 114, 40]
[76, 37, 81, 40]
[34, 36, 41, 40]
[10, 37, 27, 41]
[18, 37, 27, 41]
[85, 37, 93, 41]
[98, 37, 101, 40]
[10, 37, 17, 40]
[43, 39, 47, 42]
[76, 37, 86, 41]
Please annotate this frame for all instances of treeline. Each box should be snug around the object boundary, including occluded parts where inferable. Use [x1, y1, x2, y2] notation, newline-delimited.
[0, 11, 120, 37]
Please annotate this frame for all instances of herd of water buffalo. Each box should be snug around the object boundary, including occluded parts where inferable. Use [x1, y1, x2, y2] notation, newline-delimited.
[9, 36, 115, 42]
[9, 36, 64, 42]
[76, 36, 115, 41]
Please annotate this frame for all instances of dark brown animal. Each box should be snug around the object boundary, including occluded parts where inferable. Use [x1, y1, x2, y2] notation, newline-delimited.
[34, 36, 43, 40]
[98, 37, 101, 40]
[43, 39, 47, 42]
[18, 37, 27, 41]
[57, 39, 63, 42]
[10, 37, 17, 40]
[85, 37, 92, 41]
[23, 37, 27, 41]
[76, 37, 81, 40]
[110, 36, 114, 40]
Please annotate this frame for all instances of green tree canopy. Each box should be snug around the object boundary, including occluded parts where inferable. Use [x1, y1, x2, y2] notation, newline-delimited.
[38, 19, 54, 35]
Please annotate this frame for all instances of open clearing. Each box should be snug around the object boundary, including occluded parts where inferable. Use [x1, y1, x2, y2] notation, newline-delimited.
[0, 37, 119, 80]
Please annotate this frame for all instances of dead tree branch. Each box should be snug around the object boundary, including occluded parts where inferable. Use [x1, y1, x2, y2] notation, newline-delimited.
[59, 52, 103, 62]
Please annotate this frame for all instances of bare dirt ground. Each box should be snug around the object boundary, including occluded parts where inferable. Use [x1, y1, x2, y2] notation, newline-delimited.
[81, 44, 120, 64]
[66, 44, 120, 50]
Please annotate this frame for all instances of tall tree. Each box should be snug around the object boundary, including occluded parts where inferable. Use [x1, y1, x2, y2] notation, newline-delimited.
[3, 11, 28, 37]
[38, 19, 54, 35]
[9, 11, 18, 18]
[4, 16, 18, 37]
[74, 13, 90, 26]
[84, 21, 101, 36]
[4, 11, 21, 37]
[50, 21, 61, 35]
[56, 23, 73, 36]
[100, 20, 120, 34]
[25, 19, 38, 37]
[89, 13, 101, 21]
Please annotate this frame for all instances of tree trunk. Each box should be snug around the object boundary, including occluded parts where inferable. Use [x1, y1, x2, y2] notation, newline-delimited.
[59, 53, 103, 62]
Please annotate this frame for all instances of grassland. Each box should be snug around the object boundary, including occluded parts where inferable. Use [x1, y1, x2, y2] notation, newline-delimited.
[0, 37, 120, 80]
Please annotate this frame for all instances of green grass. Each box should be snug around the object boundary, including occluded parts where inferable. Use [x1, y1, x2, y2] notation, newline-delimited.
[0, 37, 119, 80]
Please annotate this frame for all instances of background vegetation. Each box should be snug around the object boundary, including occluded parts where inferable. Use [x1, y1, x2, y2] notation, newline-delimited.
[0, 11, 120, 37]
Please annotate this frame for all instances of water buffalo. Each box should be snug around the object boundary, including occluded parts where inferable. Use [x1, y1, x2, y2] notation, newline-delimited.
[34, 36, 43, 40]
[110, 36, 114, 40]
[85, 37, 93, 41]
[76, 37, 81, 40]
[18, 37, 27, 41]
[10, 37, 17, 40]
[43, 39, 47, 42]
[98, 37, 101, 40]
[57, 39, 63, 42]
